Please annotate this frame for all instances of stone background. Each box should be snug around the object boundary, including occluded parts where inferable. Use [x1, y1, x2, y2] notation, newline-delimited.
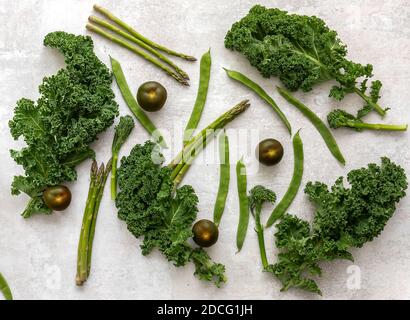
[0, 0, 409, 299]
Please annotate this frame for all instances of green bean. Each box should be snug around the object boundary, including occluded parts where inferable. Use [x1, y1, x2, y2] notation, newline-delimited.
[266, 130, 304, 227]
[213, 130, 230, 226]
[87, 24, 188, 86]
[93, 5, 196, 61]
[236, 158, 249, 252]
[0, 272, 13, 300]
[88, 16, 189, 81]
[277, 87, 346, 165]
[110, 56, 167, 148]
[224, 68, 292, 135]
[183, 49, 212, 145]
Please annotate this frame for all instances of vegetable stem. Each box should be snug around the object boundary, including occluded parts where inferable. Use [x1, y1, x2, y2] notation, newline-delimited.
[93, 4, 196, 61]
[87, 24, 188, 86]
[0, 273, 13, 300]
[354, 87, 386, 117]
[254, 204, 268, 269]
[170, 100, 250, 185]
[76, 160, 111, 286]
[88, 16, 189, 80]
[347, 122, 408, 131]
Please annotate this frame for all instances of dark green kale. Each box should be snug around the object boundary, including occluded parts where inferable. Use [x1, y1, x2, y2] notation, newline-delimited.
[9, 31, 119, 218]
[272, 158, 408, 295]
[115, 142, 226, 287]
[225, 5, 387, 116]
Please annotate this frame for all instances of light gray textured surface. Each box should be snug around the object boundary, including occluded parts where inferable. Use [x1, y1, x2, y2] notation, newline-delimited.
[0, 0, 409, 300]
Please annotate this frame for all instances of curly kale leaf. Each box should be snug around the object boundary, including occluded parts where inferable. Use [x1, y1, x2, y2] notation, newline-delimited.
[272, 158, 407, 295]
[116, 142, 226, 286]
[225, 5, 385, 115]
[9, 31, 118, 218]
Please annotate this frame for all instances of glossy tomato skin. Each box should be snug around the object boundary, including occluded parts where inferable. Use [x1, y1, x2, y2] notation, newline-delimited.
[192, 219, 219, 247]
[256, 139, 284, 166]
[43, 185, 72, 211]
[137, 81, 167, 112]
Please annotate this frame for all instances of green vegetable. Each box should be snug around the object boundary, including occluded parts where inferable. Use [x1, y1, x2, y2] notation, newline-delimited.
[183, 49, 212, 145]
[87, 23, 188, 86]
[137, 81, 168, 112]
[76, 159, 112, 286]
[277, 87, 346, 165]
[9, 32, 119, 218]
[272, 157, 408, 295]
[266, 131, 303, 228]
[170, 100, 251, 186]
[0, 273, 13, 300]
[88, 15, 189, 81]
[213, 131, 230, 226]
[115, 101, 250, 286]
[110, 57, 167, 147]
[224, 68, 291, 134]
[93, 4, 196, 61]
[328, 109, 408, 132]
[256, 138, 284, 166]
[111, 116, 135, 200]
[43, 185, 71, 211]
[225, 5, 388, 117]
[249, 186, 276, 270]
[192, 219, 219, 247]
[236, 158, 249, 252]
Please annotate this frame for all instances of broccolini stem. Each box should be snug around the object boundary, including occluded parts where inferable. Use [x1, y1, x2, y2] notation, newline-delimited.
[86, 23, 189, 86]
[348, 121, 408, 131]
[93, 4, 196, 61]
[88, 16, 189, 80]
[353, 87, 387, 117]
[170, 100, 250, 185]
[254, 205, 269, 269]
[110, 154, 118, 200]
[0, 272, 13, 300]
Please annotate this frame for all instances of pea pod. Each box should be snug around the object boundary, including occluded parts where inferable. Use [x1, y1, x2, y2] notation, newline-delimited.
[183, 49, 212, 145]
[213, 130, 230, 226]
[224, 68, 292, 135]
[236, 158, 249, 252]
[110, 56, 167, 148]
[266, 131, 304, 227]
[277, 87, 345, 165]
[0, 272, 13, 300]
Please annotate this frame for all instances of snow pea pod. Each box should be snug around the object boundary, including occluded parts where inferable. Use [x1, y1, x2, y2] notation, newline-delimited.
[236, 158, 249, 252]
[110, 57, 167, 148]
[277, 87, 345, 165]
[213, 130, 230, 226]
[183, 49, 212, 145]
[0, 272, 13, 300]
[224, 68, 292, 135]
[266, 130, 304, 227]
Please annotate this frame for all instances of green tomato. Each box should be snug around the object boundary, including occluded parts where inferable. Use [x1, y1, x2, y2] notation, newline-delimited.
[256, 139, 284, 166]
[137, 81, 167, 112]
[43, 185, 71, 211]
[192, 219, 219, 247]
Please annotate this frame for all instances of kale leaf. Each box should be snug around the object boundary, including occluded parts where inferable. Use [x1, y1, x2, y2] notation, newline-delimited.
[9, 31, 119, 218]
[225, 5, 387, 116]
[116, 142, 226, 287]
[272, 158, 408, 295]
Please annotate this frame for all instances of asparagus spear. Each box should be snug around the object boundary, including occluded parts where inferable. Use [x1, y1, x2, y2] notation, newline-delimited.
[86, 23, 189, 86]
[93, 4, 196, 61]
[76, 159, 111, 286]
[88, 16, 189, 80]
